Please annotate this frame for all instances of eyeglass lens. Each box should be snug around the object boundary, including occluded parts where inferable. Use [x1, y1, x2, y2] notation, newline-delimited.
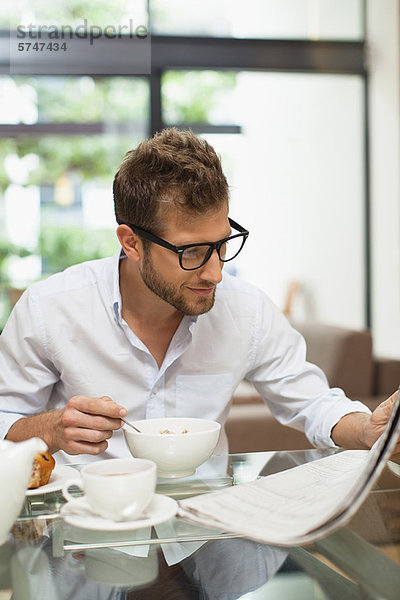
[181, 235, 245, 269]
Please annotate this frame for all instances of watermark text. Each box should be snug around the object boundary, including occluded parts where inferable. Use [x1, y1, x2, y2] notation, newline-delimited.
[17, 19, 148, 46]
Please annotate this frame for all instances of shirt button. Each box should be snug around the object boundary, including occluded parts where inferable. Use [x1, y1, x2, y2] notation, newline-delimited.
[152, 386, 159, 395]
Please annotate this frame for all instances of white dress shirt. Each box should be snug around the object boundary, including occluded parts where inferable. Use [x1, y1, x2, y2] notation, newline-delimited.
[0, 249, 370, 464]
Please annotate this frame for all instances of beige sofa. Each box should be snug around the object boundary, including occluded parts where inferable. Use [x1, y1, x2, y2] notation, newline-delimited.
[226, 320, 400, 453]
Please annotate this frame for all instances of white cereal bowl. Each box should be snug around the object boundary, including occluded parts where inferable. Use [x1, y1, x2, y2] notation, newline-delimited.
[123, 418, 221, 478]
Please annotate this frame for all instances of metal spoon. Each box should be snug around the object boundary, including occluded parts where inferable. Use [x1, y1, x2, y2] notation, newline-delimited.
[121, 418, 141, 433]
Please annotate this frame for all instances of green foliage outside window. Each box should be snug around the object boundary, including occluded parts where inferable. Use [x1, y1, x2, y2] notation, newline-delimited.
[162, 71, 237, 124]
[0, 135, 133, 191]
[0, 241, 31, 284]
[38, 225, 119, 274]
[0, 75, 148, 192]
[33, 77, 149, 124]
[5, 0, 139, 28]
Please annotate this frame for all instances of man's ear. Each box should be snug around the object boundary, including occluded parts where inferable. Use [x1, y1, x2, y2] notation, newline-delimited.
[116, 224, 143, 261]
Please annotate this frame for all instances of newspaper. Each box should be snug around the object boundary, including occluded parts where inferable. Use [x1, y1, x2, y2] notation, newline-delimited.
[178, 392, 400, 547]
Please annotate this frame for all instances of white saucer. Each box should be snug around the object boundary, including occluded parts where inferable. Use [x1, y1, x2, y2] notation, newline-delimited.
[26, 465, 79, 496]
[61, 494, 178, 531]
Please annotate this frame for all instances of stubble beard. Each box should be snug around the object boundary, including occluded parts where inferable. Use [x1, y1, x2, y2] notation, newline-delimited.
[140, 252, 216, 316]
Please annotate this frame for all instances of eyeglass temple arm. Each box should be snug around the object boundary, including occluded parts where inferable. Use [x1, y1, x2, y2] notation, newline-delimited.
[125, 224, 180, 253]
[228, 218, 249, 235]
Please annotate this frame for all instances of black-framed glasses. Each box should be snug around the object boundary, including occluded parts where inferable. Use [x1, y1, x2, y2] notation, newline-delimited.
[124, 217, 249, 271]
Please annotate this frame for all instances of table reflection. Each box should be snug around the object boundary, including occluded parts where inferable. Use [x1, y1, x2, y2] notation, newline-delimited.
[1, 522, 289, 600]
[2, 450, 400, 600]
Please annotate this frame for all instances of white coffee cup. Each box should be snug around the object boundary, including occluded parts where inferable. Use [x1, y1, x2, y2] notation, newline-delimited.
[62, 458, 157, 521]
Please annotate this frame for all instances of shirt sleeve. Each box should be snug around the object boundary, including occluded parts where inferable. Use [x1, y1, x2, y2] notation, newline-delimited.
[245, 292, 371, 448]
[0, 289, 60, 439]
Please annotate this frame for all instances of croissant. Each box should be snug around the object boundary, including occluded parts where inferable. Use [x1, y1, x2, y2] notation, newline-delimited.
[28, 451, 56, 489]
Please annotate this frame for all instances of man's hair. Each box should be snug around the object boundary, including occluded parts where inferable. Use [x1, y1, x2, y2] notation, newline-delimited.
[113, 127, 229, 234]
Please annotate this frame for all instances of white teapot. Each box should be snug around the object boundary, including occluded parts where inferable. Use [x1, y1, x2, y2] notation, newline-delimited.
[0, 438, 47, 545]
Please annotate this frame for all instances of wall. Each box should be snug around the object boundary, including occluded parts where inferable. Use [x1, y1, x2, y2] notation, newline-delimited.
[367, 0, 400, 358]
[209, 71, 366, 330]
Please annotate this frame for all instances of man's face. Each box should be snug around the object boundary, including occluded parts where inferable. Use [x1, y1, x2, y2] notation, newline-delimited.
[139, 206, 230, 316]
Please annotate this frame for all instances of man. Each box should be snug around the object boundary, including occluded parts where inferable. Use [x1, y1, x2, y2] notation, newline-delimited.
[0, 128, 397, 464]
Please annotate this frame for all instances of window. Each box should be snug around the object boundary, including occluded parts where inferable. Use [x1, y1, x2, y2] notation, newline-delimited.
[0, 75, 149, 325]
[0, 0, 369, 331]
[151, 0, 364, 41]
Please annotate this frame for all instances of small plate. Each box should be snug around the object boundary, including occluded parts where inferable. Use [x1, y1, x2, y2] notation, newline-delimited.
[61, 494, 178, 531]
[26, 465, 79, 496]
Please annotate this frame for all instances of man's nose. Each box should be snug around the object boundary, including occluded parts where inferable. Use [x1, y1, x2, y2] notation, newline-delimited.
[198, 249, 223, 284]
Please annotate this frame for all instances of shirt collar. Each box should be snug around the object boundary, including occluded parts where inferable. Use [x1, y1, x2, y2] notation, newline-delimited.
[112, 247, 126, 322]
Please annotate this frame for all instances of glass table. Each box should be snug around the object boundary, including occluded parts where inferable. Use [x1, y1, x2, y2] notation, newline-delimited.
[1, 449, 400, 599]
